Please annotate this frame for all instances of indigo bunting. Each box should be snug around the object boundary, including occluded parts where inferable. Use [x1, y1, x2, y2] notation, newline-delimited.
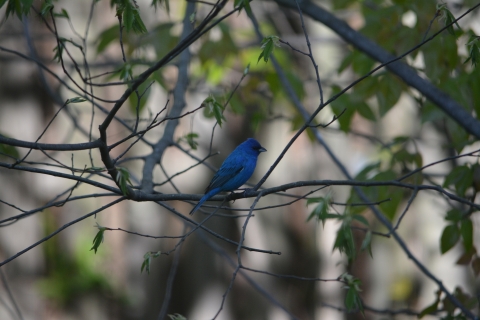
[189, 138, 267, 215]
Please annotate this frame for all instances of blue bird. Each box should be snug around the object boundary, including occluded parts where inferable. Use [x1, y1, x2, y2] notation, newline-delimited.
[190, 138, 267, 215]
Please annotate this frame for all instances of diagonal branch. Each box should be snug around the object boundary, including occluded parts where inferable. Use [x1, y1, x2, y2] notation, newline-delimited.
[0, 135, 102, 151]
[0, 197, 125, 267]
[273, 0, 480, 139]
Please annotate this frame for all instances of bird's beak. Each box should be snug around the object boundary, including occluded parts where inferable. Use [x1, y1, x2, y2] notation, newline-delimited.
[259, 147, 267, 153]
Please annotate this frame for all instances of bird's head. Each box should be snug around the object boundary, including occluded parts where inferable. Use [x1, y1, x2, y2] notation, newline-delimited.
[243, 138, 267, 155]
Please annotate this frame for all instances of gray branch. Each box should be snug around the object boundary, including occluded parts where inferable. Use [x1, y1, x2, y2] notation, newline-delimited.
[273, 0, 480, 139]
[141, 2, 196, 193]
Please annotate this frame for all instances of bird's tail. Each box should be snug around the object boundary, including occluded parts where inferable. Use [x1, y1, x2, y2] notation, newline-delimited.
[189, 188, 221, 215]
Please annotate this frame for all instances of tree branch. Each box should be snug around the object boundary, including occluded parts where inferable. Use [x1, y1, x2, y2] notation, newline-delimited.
[0, 135, 102, 151]
[141, 2, 196, 193]
[273, 0, 480, 139]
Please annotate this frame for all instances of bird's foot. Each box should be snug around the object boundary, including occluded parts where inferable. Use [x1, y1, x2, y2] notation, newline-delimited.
[228, 189, 250, 203]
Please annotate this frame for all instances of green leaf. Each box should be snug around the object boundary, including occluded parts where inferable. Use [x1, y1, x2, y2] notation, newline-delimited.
[201, 95, 226, 127]
[228, 95, 244, 115]
[123, 1, 134, 32]
[442, 293, 456, 315]
[330, 85, 355, 132]
[205, 23, 236, 64]
[0, 144, 19, 159]
[423, 31, 459, 83]
[360, 230, 372, 256]
[345, 287, 356, 311]
[116, 167, 133, 196]
[334, 222, 356, 260]
[265, 70, 305, 102]
[339, 50, 375, 75]
[178, 133, 199, 150]
[186, 133, 199, 150]
[306, 195, 337, 225]
[52, 41, 64, 63]
[437, 3, 461, 36]
[460, 219, 473, 252]
[53, 8, 70, 19]
[90, 223, 106, 254]
[446, 118, 471, 153]
[445, 209, 464, 223]
[392, 149, 422, 169]
[119, 62, 133, 81]
[258, 36, 280, 63]
[140, 255, 150, 274]
[20, 0, 33, 15]
[96, 25, 118, 54]
[67, 97, 87, 104]
[443, 165, 473, 197]
[141, 251, 161, 274]
[354, 162, 380, 181]
[5, 0, 21, 19]
[243, 63, 250, 75]
[440, 224, 460, 254]
[452, 286, 478, 310]
[151, 0, 169, 15]
[251, 110, 267, 133]
[347, 162, 380, 214]
[234, 0, 252, 15]
[4, 0, 33, 18]
[151, 70, 167, 91]
[131, 7, 147, 34]
[465, 36, 480, 67]
[120, 1, 147, 34]
[356, 102, 376, 121]
[376, 73, 403, 116]
[40, 0, 54, 16]
[420, 101, 443, 123]
[341, 273, 364, 314]
[413, 152, 423, 169]
[418, 290, 442, 319]
[368, 170, 402, 220]
[202, 61, 227, 85]
[456, 248, 475, 265]
[392, 136, 410, 144]
[352, 214, 369, 227]
[471, 256, 480, 277]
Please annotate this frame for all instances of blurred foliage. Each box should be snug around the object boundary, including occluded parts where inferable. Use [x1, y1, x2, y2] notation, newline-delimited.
[37, 212, 117, 305]
[90, 223, 106, 254]
[116, 167, 133, 196]
[141, 251, 161, 274]
[0, 0, 479, 317]
[341, 273, 364, 315]
[419, 287, 478, 318]
[330, 0, 480, 276]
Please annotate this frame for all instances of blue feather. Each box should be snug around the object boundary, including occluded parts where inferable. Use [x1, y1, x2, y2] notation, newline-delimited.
[190, 138, 266, 215]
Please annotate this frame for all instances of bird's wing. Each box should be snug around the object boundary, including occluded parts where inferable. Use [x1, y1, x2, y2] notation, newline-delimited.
[205, 161, 244, 192]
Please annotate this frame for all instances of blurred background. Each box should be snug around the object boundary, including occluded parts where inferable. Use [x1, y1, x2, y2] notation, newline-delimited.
[0, 0, 479, 319]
